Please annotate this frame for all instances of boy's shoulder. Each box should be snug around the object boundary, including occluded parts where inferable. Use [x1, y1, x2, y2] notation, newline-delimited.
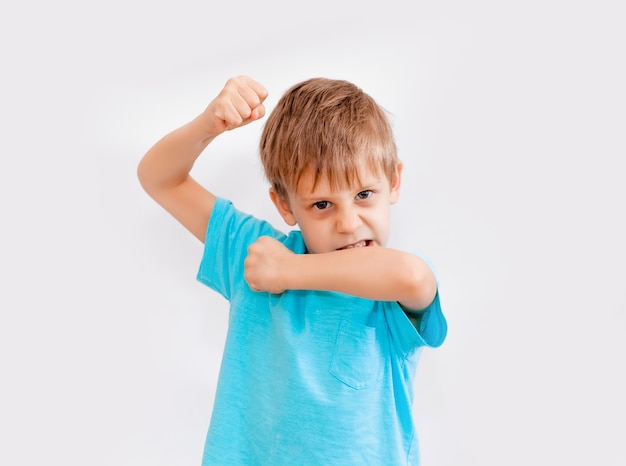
[209, 197, 306, 253]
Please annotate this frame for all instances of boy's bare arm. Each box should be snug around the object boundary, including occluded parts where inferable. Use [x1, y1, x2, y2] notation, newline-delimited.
[244, 237, 438, 311]
[137, 76, 268, 242]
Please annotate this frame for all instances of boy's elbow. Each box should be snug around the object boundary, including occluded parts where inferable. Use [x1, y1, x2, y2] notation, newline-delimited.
[399, 255, 437, 311]
[136, 158, 150, 191]
[136, 158, 160, 198]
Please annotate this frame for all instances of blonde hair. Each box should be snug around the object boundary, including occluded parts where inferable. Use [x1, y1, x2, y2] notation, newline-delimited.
[259, 78, 399, 197]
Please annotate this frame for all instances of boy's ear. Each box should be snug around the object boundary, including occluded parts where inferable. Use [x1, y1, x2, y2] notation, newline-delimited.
[389, 162, 403, 204]
[269, 188, 297, 226]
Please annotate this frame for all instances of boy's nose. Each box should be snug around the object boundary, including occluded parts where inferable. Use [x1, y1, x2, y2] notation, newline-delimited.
[336, 208, 362, 234]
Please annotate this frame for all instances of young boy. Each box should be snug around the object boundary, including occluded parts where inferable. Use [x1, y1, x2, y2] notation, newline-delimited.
[137, 75, 447, 465]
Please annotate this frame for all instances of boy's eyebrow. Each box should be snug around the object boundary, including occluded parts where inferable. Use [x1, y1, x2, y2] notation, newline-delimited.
[297, 178, 385, 201]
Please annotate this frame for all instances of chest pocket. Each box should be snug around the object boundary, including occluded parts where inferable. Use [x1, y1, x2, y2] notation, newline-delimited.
[329, 319, 383, 390]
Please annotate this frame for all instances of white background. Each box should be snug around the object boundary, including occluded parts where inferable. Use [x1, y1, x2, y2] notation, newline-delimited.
[1, 1, 625, 465]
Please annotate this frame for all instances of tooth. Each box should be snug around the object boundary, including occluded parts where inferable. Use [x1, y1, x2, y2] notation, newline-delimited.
[342, 240, 367, 250]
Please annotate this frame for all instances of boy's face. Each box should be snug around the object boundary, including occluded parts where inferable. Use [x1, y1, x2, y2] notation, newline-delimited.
[270, 165, 402, 254]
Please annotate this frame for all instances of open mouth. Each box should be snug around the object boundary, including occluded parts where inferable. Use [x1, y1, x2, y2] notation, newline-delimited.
[338, 240, 372, 250]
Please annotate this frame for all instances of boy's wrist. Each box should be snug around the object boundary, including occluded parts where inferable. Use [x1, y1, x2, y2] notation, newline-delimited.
[280, 252, 303, 291]
[283, 252, 327, 292]
[189, 113, 222, 142]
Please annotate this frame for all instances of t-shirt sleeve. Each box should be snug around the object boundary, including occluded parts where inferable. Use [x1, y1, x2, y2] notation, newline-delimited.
[384, 250, 448, 357]
[409, 290, 447, 348]
[196, 198, 286, 300]
[408, 251, 447, 348]
[384, 290, 447, 359]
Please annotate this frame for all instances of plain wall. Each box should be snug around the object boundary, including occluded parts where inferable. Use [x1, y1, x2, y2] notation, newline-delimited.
[1, 1, 624, 465]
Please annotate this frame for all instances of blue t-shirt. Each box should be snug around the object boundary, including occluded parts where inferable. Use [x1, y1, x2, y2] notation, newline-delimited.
[197, 198, 447, 466]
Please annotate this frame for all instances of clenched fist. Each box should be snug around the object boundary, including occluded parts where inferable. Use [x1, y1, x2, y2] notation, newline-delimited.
[201, 75, 268, 136]
[244, 236, 294, 294]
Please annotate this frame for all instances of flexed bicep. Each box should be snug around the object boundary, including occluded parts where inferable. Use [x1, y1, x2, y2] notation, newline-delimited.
[137, 76, 269, 243]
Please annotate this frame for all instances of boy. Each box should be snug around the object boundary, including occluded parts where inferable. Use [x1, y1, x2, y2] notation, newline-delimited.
[137, 75, 447, 465]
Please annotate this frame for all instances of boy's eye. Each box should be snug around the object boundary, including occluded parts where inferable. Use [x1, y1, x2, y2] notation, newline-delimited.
[313, 201, 330, 210]
[356, 190, 372, 200]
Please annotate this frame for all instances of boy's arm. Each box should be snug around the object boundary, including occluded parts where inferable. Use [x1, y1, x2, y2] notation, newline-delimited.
[137, 76, 268, 242]
[244, 237, 437, 311]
